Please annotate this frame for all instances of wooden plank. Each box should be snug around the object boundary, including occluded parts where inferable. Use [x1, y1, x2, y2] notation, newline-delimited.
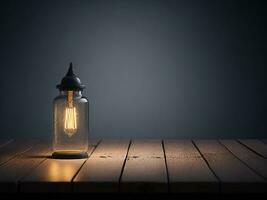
[164, 140, 218, 193]
[120, 140, 168, 193]
[0, 142, 51, 192]
[19, 142, 98, 193]
[0, 140, 36, 166]
[89, 139, 99, 147]
[73, 140, 130, 193]
[220, 140, 267, 179]
[238, 139, 267, 159]
[0, 139, 13, 148]
[194, 140, 266, 193]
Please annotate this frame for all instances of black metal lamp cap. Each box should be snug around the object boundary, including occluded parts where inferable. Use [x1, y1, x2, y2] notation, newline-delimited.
[57, 62, 85, 91]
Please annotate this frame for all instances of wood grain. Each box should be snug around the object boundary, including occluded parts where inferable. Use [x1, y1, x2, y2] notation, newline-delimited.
[238, 139, 267, 159]
[0, 139, 13, 148]
[0, 140, 37, 166]
[164, 140, 218, 193]
[0, 139, 266, 194]
[0, 142, 51, 192]
[73, 140, 130, 193]
[120, 140, 168, 193]
[220, 140, 267, 179]
[194, 140, 266, 193]
[89, 139, 100, 147]
[19, 143, 97, 193]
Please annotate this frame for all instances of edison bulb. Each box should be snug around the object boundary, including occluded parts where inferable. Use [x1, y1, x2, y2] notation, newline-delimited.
[52, 62, 89, 159]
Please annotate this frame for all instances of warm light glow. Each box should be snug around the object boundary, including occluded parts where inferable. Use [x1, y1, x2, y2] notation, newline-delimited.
[64, 90, 78, 137]
[48, 161, 77, 181]
[64, 106, 77, 137]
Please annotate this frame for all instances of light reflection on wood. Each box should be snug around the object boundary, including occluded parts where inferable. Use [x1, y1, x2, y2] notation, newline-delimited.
[48, 160, 84, 181]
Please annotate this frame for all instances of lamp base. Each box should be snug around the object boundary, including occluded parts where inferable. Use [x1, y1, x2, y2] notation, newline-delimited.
[52, 151, 88, 159]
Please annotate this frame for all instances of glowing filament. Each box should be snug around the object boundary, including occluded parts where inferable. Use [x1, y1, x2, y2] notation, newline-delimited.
[64, 91, 77, 137]
[64, 107, 77, 137]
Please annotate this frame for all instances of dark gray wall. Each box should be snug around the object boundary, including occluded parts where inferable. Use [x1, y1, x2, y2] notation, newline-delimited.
[0, 0, 266, 139]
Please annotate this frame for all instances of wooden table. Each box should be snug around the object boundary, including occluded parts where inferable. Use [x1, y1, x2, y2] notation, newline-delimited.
[0, 139, 267, 197]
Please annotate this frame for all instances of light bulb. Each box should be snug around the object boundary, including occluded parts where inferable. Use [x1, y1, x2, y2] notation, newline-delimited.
[64, 91, 77, 137]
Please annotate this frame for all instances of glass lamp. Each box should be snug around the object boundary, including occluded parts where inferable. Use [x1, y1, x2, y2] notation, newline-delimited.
[52, 63, 89, 159]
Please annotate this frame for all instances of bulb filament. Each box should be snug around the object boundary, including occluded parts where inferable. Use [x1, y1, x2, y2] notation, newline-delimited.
[64, 91, 77, 137]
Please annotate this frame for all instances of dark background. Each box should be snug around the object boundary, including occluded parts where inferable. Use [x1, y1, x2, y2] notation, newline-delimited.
[0, 0, 266, 139]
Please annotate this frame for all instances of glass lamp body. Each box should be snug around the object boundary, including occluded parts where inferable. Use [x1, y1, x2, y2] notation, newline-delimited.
[52, 91, 88, 158]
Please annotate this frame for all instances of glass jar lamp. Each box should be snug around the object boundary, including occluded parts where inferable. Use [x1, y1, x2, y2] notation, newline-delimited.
[52, 63, 89, 159]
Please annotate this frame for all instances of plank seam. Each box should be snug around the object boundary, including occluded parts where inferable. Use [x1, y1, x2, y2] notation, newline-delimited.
[162, 140, 170, 193]
[191, 140, 221, 193]
[118, 140, 132, 192]
[219, 140, 267, 181]
[237, 140, 267, 159]
[17, 152, 50, 192]
[71, 139, 102, 192]
[0, 140, 39, 167]
[0, 139, 14, 149]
